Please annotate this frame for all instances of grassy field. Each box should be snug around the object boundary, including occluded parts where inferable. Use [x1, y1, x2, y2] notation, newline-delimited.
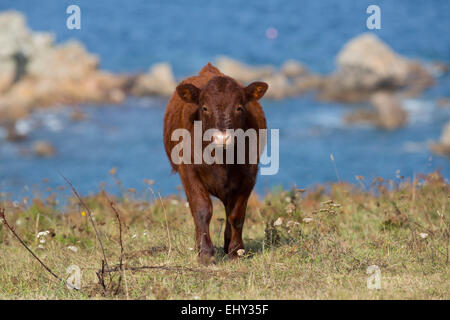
[0, 171, 448, 299]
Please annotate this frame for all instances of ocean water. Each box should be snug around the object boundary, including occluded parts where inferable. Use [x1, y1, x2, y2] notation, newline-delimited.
[0, 0, 449, 199]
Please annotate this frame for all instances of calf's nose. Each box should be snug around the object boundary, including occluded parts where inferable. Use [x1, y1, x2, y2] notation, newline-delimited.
[212, 130, 233, 147]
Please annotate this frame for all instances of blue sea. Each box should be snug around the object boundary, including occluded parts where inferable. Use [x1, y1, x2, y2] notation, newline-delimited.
[0, 0, 449, 199]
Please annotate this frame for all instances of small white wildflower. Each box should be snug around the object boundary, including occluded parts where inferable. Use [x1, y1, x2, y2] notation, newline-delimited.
[67, 246, 78, 253]
[185, 202, 189, 208]
[284, 197, 291, 203]
[37, 230, 50, 238]
[302, 217, 313, 223]
[286, 220, 300, 228]
[15, 219, 22, 226]
[37, 244, 44, 250]
[273, 217, 283, 226]
[237, 249, 245, 256]
[143, 231, 147, 236]
[285, 203, 295, 214]
[170, 199, 179, 205]
[12, 201, 20, 208]
[131, 234, 137, 239]
[193, 296, 200, 300]
[39, 239, 46, 244]
[188, 247, 194, 251]
[419, 233, 428, 239]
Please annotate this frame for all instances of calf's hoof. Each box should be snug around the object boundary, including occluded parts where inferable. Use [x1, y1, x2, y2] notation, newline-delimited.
[198, 254, 216, 265]
[226, 245, 245, 260]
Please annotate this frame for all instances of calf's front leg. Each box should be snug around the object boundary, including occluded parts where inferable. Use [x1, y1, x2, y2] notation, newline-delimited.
[224, 194, 249, 258]
[179, 167, 215, 264]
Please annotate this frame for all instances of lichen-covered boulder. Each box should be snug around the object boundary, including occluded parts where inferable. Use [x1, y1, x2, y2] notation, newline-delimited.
[131, 63, 177, 97]
[0, 11, 129, 124]
[319, 33, 434, 102]
[280, 60, 309, 78]
[344, 92, 407, 130]
[215, 56, 274, 83]
[33, 140, 55, 157]
[430, 122, 450, 156]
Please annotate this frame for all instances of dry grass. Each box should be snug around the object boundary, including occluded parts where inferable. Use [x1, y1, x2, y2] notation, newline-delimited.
[0, 172, 448, 299]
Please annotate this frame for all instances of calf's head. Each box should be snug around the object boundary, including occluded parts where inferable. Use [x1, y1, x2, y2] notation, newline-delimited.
[176, 76, 268, 146]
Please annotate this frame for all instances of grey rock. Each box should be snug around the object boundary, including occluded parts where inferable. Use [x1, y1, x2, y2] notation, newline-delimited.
[344, 92, 408, 130]
[215, 56, 274, 83]
[131, 62, 177, 97]
[319, 33, 434, 102]
[430, 122, 450, 156]
[280, 60, 309, 78]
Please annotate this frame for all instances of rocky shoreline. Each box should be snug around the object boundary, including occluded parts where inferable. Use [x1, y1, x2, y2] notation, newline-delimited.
[0, 11, 449, 155]
[0, 12, 132, 124]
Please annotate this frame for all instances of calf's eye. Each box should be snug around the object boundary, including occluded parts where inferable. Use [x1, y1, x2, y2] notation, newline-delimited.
[236, 105, 244, 112]
[202, 105, 208, 112]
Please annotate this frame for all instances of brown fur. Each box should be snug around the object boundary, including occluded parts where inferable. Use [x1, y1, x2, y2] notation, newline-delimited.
[163, 63, 268, 263]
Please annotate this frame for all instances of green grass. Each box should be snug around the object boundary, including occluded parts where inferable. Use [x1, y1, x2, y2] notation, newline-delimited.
[0, 172, 448, 299]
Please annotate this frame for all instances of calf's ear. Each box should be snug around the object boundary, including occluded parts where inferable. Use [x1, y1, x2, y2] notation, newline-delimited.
[245, 81, 268, 101]
[176, 83, 200, 104]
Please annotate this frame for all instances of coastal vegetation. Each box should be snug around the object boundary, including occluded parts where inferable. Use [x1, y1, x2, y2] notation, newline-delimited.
[0, 171, 448, 299]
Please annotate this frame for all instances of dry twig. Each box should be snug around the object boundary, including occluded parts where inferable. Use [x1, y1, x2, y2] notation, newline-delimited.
[58, 172, 111, 272]
[102, 191, 127, 296]
[0, 208, 78, 290]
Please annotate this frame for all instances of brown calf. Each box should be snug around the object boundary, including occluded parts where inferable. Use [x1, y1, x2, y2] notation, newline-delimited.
[163, 63, 268, 263]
